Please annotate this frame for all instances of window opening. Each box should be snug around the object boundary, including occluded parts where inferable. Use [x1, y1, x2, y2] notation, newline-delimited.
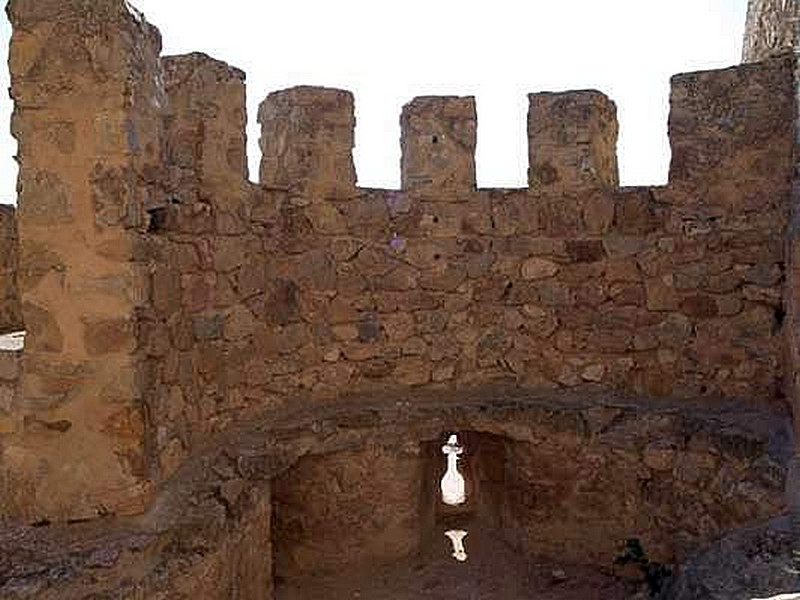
[441, 433, 465, 505]
[0, 330, 25, 351]
[445, 529, 468, 562]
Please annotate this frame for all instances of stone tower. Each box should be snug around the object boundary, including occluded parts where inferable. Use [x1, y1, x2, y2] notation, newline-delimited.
[743, 0, 799, 62]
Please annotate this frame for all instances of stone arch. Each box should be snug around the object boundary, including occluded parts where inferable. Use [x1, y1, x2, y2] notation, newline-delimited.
[133, 388, 789, 599]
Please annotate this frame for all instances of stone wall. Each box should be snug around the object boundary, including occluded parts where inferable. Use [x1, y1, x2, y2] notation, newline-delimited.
[135, 54, 794, 492]
[743, 0, 798, 62]
[0, 0, 163, 522]
[0, 0, 794, 525]
[4, 390, 788, 599]
[138, 51, 259, 482]
[0, 2, 795, 597]
[273, 444, 425, 577]
[0, 205, 22, 334]
[264, 393, 789, 576]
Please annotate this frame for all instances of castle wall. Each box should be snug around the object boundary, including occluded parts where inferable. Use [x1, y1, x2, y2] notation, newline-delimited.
[0, 0, 794, 523]
[135, 52, 261, 481]
[0, 205, 22, 334]
[138, 55, 794, 491]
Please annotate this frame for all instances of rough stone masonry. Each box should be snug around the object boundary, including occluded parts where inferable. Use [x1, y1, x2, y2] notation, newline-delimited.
[0, 0, 798, 599]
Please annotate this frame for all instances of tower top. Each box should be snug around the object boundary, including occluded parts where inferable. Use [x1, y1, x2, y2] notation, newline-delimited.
[743, 0, 799, 62]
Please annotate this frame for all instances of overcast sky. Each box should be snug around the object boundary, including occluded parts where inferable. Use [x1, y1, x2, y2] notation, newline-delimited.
[0, 0, 747, 202]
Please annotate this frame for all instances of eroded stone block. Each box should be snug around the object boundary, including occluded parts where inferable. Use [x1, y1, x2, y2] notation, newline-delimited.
[668, 56, 793, 189]
[743, 0, 798, 62]
[528, 90, 618, 190]
[163, 52, 248, 201]
[259, 86, 356, 199]
[401, 96, 477, 195]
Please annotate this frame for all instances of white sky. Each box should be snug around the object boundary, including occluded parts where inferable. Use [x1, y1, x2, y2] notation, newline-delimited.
[0, 0, 747, 202]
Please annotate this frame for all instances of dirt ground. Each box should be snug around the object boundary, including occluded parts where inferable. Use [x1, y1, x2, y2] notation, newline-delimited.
[275, 523, 641, 600]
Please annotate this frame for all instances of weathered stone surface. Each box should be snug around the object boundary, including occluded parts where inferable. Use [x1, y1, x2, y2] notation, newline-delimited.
[0, 3, 795, 598]
[21, 302, 62, 353]
[521, 256, 560, 280]
[669, 57, 793, 188]
[273, 444, 424, 577]
[82, 316, 133, 356]
[528, 91, 619, 190]
[259, 86, 356, 199]
[3, 0, 163, 522]
[192, 314, 225, 342]
[401, 96, 477, 194]
[668, 517, 795, 600]
[0, 206, 22, 334]
[0, 390, 790, 599]
[743, 0, 798, 62]
[163, 52, 248, 210]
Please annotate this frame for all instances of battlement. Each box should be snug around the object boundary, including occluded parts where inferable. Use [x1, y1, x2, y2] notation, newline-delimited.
[255, 58, 790, 199]
[0, 0, 794, 530]
[0, 2, 798, 598]
[743, 0, 798, 62]
[259, 86, 357, 199]
[156, 49, 792, 205]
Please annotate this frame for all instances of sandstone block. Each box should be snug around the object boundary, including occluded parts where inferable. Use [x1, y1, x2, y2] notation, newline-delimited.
[255, 283, 300, 327]
[645, 277, 679, 311]
[669, 56, 793, 188]
[419, 265, 468, 292]
[680, 295, 719, 319]
[192, 313, 225, 341]
[401, 96, 476, 194]
[609, 283, 645, 306]
[432, 363, 456, 382]
[22, 302, 63, 353]
[163, 53, 248, 196]
[83, 316, 133, 356]
[582, 192, 616, 234]
[0, 352, 20, 381]
[605, 260, 641, 283]
[213, 238, 247, 273]
[357, 315, 382, 343]
[394, 357, 431, 386]
[644, 441, 676, 471]
[381, 312, 415, 341]
[18, 240, 65, 291]
[259, 86, 356, 199]
[566, 240, 606, 263]
[17, 170, 73, 225]
[521, 257, 560, 280]
[743, 0, 798, 62]
[614, 188, 658, 234]
[528, 91, 618, 190]
[603, 236, 647, 258]
[402, 337, 428, 356]
[538, 282, 575, 307]
[656, 314, 693, 346]
[581, 364, 605, 383]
